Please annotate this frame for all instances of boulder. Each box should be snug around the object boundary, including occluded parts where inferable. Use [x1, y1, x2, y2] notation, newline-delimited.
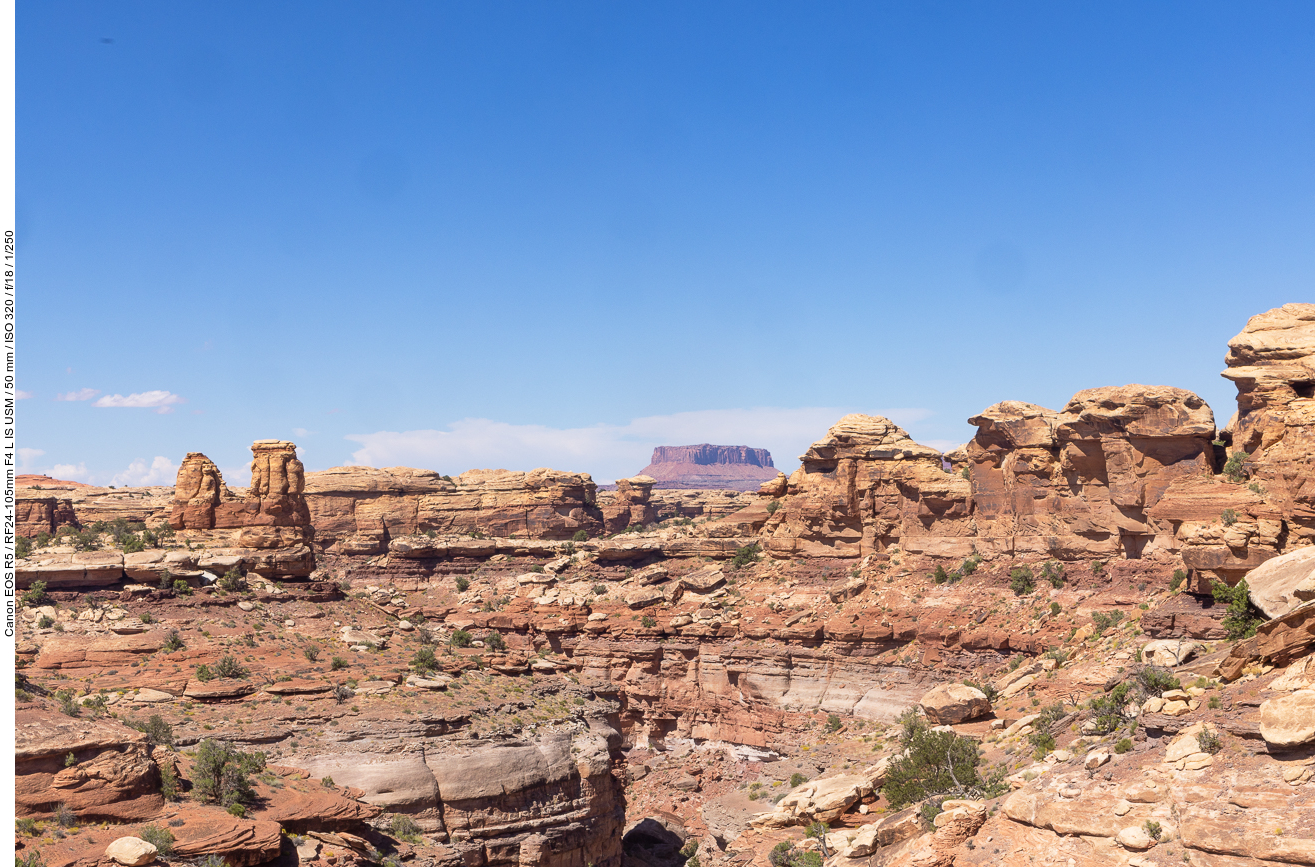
[1116, 826, 1155, 851]
[1245, 546, 1315, 619]
[1259, 688, 1315, 747]
[625, 587, 664, 609]
[105, 837, 157, 866]
[1140, 639, 1200, 667]
[919, 683, 990, 725]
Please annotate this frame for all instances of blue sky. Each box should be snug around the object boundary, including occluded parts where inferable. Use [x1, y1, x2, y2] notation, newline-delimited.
[18, 2, 1315, 485]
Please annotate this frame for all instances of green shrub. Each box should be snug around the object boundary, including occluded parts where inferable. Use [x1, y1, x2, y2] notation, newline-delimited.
[1040, 560, 1065, 588]
[302, 645, 321, 663]
[1088, 682, 1133, 734]
[16, 535, 31, 559]
[174, 579, 193, 596]
[138, 825, 175, 856]
[1144, 820, 1162, 840]
[1049, 602, 1061, 616]
[1091, 609, 1124, 637]
[1170, 569, 1186, 592]
[826, 714, 842, 732]
[450, 629, 472, 648]
[195, 664, 215, 682]
[592, 583, 607, 596]
[330, 656, 348, 671]
[962, 679, 999, 703]
[933, 565, 951, 585]
[160, 763, 180, 801]
[191, 739, 265, 806]
[412, 646, 438, 671]
[36, 615, 54, 629]
[127, 714, 174, 746]
[321, 776, 335, 787]
[484, 631, 507, 652]
[226, 803, 246, 817]
[1136, 666, 1181, 696]
[789, 772, 809, 788]
[16, 851, 45, 867]
[454, 576, 470, 592]
[768, 841, 822, 867]
[120, 533, 146, 554]
[213, 655, 249, 679]
[1114, 737, 1133, 754]
[766, 500, 781, 515]
[731, 544, 761, 569]
[1009, 566, 1035, 596]
[19, 581, 49, 607]
[16, 817, 39, 836]
[1221, 508, 1238, 526]
[572, 529, 589, 542]
[1212, 577, 1263, 640]
[217, 567, 246, 593]
[1197, 728, 1223, 755]
[960, 467, 970, 480]
[881, 710, 1001, 809]
[919, 800, 943, 827]
[1222, 451, 1247, 483]
[1090, 559, 1104, 575]
[55, 689, 80, 718]
[389, 814, 424, 844]
[958, 553, 982, 576]
[161, 630, 185, 653]
[640, 615, 656, 628]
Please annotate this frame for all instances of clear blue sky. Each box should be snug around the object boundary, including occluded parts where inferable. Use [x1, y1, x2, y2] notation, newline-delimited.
[18, 2, 1315, 485]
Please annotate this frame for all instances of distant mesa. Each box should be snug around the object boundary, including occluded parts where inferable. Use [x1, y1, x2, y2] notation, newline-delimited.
[636, 444, 780, 491]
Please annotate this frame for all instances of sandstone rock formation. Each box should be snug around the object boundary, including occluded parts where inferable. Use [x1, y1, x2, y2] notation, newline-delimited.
[169, 452, 234, 530]
[601, 476, 657, 533]
[637, 444, 780, 491]
[918, 683, 990, 725]
[304, 465, 602, 553]
[1244, 545, 1315, 618]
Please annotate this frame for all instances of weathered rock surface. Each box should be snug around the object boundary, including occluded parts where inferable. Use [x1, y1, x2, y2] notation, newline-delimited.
[104, 837, 157, 866]
[1245, 545, 1315, 618]
[919, 683, 990, 725]
[1259, 688, 1315, 747]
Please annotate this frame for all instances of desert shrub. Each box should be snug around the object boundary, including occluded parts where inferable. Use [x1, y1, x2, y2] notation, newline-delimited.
[450, 629, 473, 648]
[1040, 560, 1065, 588]
[127, 714, 174, 746]
[933, 565, 951, 585]
[1209, 695, 1221, 709]
[1144, 820, 1162, 840]
[36, 615, 54, 629]
[572, 529, 589, 542]
[826, 714, 842, 732]
[412, 646, 438, 671]
[1090, 560, 1104, 575]
[960, 467, 970, 480]
[1221, 509, 1238, 526]
[120, 533, 146, 554]
[160, 763, 180, 801]
[1049, 601, 1061, 616]
[1091, 609, 1124, 637]
[321, 776, 335, 787]
[1170, 569, 1186, 592]
[192, 740, 265, 806]
[768, 841, 821, 867]
[640, 615, 656, 628]
[1197, 728, 1223, 755]
[138, 825, 175, 856]
[962, 679, 999, 703]
[389, 814, 423, 844]
[213, 655, 249, 679]
[333, 685, 354, 704]
[16, 852, 45, 867]
[227, 803, 246, 817]
[766, 500, 781, 515]
[55, 690, 80, 718]
[161, 630, 185, 653]
[731, 544, 761, 569]
[484, 631, 507, 652]
[16, 817, 39, 836]
[16, 535, 31, 558]
[1223, 451, 1247, 483]
[1115, 737, 1133, 754]
[1088, 682, 1134, 734]
[195, 664, 215, 682]
[195, 857, 226, 867]
[958, 553, 982, 576]
[217, 567, 246, 593]
[881, 709, 1003, 809]
[1136, 666, 1181, 696]
[1212, 577, 1263, 640]
[55, 803, 77, 827]
[454, 577, 470, 592]
[1009, 566, 1035, 596]
[330, 656, 349, 671]
[789, 772, 809, 788]
[174, 579, 193, 596]
[919, 799, 943, 827]
[19, 581, 49, 607]
[303, 646, 320, 663]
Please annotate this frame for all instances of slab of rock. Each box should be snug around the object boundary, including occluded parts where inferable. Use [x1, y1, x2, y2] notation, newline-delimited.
[625, 587, 663, 609]
[105, 837, 157, 866]
[1246, 546, 1315, 619]
[184, 679, 257, 700]
[1140, 639, 1200, 667]
[1259, 688, 1315, 747]
[919, 683, 990, 725]
[680, 565, 726, 593]
[131, 688, 176, 703]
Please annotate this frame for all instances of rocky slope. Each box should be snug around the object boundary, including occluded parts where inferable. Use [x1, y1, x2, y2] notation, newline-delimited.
[637, 445, 781, 492]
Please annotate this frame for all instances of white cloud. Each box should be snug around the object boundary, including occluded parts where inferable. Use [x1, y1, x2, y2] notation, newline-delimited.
[56, 387, 100, 401]
[292, 428, 314, 437]
[16, 389, 33, 399]
[16, 447, 44, 468]
[111, 456, 179, 487]
[50, 462, 91, 482]
[93, 390, 185, 414]
[345, 406, 934, 484]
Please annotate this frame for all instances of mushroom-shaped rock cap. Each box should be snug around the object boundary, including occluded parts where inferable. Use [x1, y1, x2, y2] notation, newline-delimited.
[1058, 385, 1215, 439]
[968, 401, 1058, 449]
[802, 414, 942, 462]
[1225, 303, 1315, 372]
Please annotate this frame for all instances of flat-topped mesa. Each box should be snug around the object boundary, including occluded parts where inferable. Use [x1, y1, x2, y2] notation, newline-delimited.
[967, 386, 1216, 561]
[302, 465, 601, 554]
[638, 443, 781, 491]
[760, 414, 959, 558]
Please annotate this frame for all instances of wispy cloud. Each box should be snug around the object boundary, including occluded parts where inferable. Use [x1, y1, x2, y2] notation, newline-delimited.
[292, 427, 315, 437]
[93, 390, 185, 414]
[50, 462, 90, 482]
[345, 406, 934, 483]
[17, 447, 44, 468]
[56, 387, 100, 401]
[16, 389, 33, 399]
[111, 456, 179, 487]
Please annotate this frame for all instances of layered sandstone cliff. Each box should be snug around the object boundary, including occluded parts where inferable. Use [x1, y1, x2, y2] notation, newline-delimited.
[637, 444, 780, 491]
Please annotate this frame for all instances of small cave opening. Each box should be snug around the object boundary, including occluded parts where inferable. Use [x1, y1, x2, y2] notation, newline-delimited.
[1293, 381, 1315, 399]
[622, 816, 688, 867]
[1121, 534, 1149, 560]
